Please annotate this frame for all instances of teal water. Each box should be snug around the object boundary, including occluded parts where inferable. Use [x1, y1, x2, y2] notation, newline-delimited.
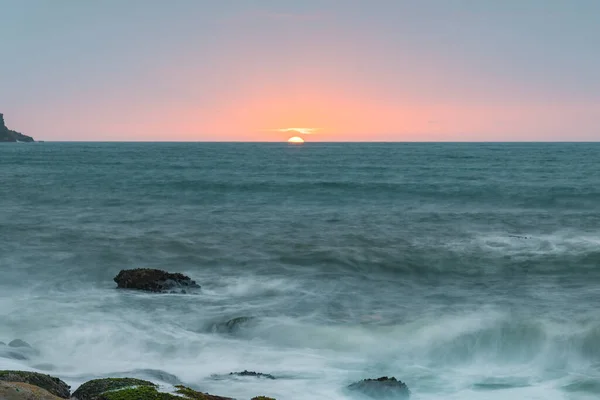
[1, 143, 600, 399]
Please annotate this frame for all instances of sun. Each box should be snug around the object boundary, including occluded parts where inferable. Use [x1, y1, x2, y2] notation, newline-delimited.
[287, 136, 305, 144]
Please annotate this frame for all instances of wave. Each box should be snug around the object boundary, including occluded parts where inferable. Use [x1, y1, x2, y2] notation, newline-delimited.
[3, 287, 600, 399]
[135, 177, 600, 205]
[272, 235, 600, 277]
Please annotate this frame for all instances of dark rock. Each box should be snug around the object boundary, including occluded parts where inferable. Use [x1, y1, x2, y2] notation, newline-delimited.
[0, 370, 70, 399]
[113, 268, 200, 293]
[8, 339, 31, 348]
[0, 114, 34, 142]
[251, 397, 276, 400]
[229, 370, 276, 380]
[212, 317, 256, 334]
[347, 376, 410, 399]
[72, 378, 156, 400]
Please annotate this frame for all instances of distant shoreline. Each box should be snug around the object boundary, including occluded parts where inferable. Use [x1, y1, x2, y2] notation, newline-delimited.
[0, 113, 35, 142]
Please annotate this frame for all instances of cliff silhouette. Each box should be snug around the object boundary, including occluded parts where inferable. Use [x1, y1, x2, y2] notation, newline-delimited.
[0, 113, 34, 142]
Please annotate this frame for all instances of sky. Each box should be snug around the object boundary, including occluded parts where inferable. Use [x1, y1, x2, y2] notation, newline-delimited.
[1, 0, 599, 142]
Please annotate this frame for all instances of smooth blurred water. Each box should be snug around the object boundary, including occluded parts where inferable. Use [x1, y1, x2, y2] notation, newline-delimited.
[1, 142, 600, 400]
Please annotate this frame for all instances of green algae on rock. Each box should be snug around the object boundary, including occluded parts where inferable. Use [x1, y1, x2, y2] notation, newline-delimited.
[72, 380, 234, 400]
[72, 378, 157, 400]
[97, 385, 173, 400]
[0, 371, 70, 398]
[174, 385, 233, 400]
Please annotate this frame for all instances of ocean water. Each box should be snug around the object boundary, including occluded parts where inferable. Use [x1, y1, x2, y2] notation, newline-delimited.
[1, 142, 600, 400]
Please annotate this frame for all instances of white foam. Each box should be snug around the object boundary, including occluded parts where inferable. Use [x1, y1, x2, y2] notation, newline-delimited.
[2, 279, 600, 400]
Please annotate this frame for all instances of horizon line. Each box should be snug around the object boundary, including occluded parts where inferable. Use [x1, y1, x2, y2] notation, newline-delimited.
[16, 140, 600, 144]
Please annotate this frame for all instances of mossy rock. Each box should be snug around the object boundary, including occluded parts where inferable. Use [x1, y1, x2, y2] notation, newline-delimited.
[0, 381, 64, 400]
[72, 378, 156, 400]
[174, 385, 233, 400]
[0, 370, 70, 398]
[95, 385, 233, 400]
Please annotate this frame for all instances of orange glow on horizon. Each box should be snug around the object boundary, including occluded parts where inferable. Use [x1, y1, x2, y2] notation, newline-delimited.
[32, 72, 600, 142]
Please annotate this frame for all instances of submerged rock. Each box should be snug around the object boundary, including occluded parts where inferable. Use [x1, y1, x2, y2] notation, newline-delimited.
[8, 339, 31, 348]
[0, 371, 70, 399]
[212, 317, 256, 334]
[72, 378, 156, 400]
[113, 268, 200, 293]
[0, 340, 38, 361]
[508, 235, 531, 240]
[0, 381, 63, 400]
[229, 370, 276, 380]
[0, 341, 5, 346]
[251, 397, 276, 400]
[347, 376, 410, 399]
[0, 348, 28, 360]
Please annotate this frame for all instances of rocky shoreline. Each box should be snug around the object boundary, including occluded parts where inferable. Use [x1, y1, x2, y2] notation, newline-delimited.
[0, 370, 410, 400]
[0, 269, 411, 399]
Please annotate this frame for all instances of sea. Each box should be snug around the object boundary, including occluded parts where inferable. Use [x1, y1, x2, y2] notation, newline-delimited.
[1, 142, 600, 400]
